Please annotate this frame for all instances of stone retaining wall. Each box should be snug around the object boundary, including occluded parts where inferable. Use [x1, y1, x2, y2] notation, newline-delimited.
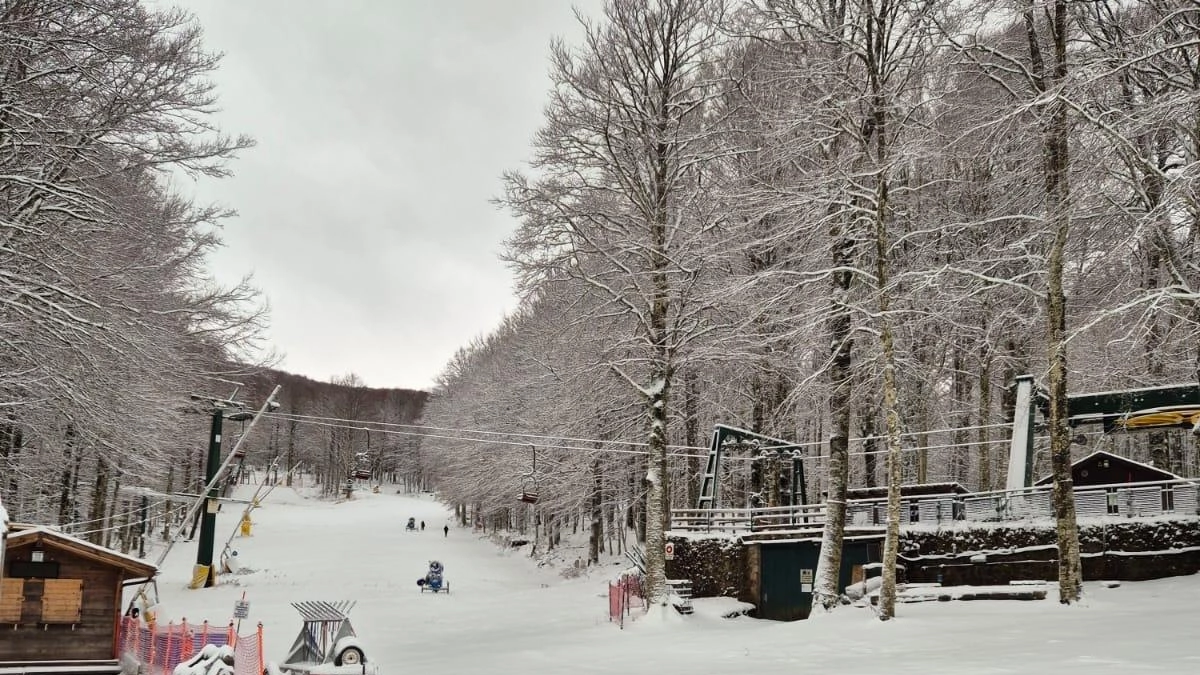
[666, 518, 1200, 601]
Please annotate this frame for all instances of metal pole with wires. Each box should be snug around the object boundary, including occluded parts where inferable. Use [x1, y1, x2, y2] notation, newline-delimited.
[139, 385, 281, 597]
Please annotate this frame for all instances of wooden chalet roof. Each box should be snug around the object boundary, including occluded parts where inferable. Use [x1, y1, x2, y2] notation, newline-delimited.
[1033, 450, 1184, 486]
[5, 526, 157, 579]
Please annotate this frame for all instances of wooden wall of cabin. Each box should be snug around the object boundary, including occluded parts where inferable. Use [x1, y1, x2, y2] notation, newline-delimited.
[1, 541, 122, 661]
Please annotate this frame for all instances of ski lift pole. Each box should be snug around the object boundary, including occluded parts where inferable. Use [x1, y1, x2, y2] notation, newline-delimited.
[126, 386, 281, 610]
[170, 387, 281, 564]
[218, 458, 277, 561]
[219, 460, 300, 565]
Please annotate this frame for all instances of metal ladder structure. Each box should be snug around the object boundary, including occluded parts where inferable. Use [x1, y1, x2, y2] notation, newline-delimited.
[695, 424, 808, 513]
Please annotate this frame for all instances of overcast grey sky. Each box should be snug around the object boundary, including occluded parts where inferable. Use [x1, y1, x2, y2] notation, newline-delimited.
[180, 1, 602, 391]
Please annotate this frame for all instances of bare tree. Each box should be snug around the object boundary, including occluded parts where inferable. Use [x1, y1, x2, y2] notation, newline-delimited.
[500, 0, 726, 601]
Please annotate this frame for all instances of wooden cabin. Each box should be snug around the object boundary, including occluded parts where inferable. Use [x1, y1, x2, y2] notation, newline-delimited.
[1, 525, 156, 669]
[1034, 450, 1183, 488]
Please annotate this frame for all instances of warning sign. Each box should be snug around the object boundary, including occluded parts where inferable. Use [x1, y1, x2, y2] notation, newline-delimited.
[665, 542, 675, 560]
[233, 599, 250, 619]
[800, 568, 813, 592]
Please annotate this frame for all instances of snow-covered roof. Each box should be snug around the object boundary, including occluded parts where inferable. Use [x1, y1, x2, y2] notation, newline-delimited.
[1073, 383, 1199, 398]
[1033, 450, 1185, 486]
[5, 525, 157, 577]
[848, 482, 971, 499]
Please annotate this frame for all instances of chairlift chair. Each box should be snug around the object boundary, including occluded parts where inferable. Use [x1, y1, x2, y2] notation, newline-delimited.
[519, 476, 540, 504]
[518, 444, 540, 504]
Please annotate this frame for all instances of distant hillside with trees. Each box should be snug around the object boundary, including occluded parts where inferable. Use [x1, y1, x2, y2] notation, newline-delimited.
[236, 369, 428, 495]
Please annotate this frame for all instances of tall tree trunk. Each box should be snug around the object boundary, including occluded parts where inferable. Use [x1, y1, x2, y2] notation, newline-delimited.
[952, 347, 970, 484]
[642, 366, 671, 602]
[917, 406, 930, 483]
[878, 322, 904, 621]
[861, 408, 879, 489]
[866, 81, 903, 618]
[813, 215, 854, 611]
[58, 424, 77, 525]
[2, 418, 21, 500]
[286, 416, 297, 487]
[684, 369, 701, 508]
[104, 466, 122, 549]
[162, 464, 175, 542]
[1144, 238, 1169, 468]
[590, 458, 603, 564]
[88, 456, 110, 545]
[1026, 0, 1082, 604]
[977, 342, 993, 492]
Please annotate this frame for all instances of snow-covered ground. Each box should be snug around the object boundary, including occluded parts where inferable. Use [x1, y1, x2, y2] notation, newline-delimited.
[146, 484, 1200, 674]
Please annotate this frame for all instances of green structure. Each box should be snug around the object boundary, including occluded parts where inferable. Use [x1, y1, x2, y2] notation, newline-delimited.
[755, 538, 879, 620]
[1006, 378, 1200, 489]
[696, 425, 807, 511]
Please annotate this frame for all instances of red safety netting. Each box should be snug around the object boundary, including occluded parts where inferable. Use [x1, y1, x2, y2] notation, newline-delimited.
[232, 625, 265, 675]
[120, 616, 264, 675]
[607, 573, 646, 628]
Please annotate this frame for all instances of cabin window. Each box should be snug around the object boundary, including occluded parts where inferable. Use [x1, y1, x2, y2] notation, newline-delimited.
[952, 499, 966, 520]
[908, 502, 920, 523]
[1161, 486, 1175, 513]
[1106, 488, 1119, 515]
[8, 560, 60, 578]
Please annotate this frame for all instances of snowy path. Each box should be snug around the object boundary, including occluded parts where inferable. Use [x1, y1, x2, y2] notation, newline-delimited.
[152, 486, 606, 672]
[149, 485, 1200, 674]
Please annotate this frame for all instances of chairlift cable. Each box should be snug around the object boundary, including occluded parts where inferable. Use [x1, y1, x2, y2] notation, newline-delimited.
[262, 410, 1014, 456]
[268, 414, 1030, 463]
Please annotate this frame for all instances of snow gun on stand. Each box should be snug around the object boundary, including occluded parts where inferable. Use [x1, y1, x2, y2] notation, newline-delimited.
[417, 560, 449, 593]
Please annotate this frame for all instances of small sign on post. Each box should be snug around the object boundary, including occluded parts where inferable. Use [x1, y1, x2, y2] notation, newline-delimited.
[664, 541, 675, 560]
[233, 599, 250, 619]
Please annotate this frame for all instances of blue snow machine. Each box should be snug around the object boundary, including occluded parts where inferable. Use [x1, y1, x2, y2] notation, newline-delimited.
[417, 560, 448, 593]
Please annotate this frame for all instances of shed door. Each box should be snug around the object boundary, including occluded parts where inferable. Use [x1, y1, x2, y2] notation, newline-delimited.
[760, 542, 820, 621]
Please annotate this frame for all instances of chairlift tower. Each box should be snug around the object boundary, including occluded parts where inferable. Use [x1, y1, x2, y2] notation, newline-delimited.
[695, 425, 808, 523]
[190, 383, 256, 588]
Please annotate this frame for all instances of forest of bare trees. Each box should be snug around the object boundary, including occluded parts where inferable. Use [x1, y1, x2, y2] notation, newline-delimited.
[0, 0, 263, 541]
[418, 0, 1200, 610]
[0, 1, 431, 555]
[3, 0, 1199, 620]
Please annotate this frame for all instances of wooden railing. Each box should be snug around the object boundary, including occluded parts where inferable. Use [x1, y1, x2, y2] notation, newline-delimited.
[670, 479, 1199, 534]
